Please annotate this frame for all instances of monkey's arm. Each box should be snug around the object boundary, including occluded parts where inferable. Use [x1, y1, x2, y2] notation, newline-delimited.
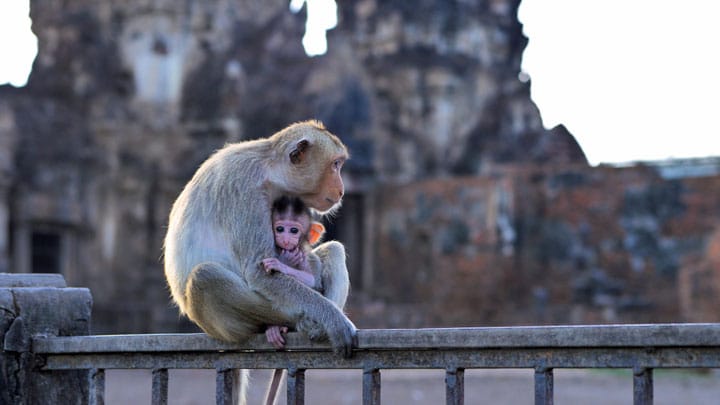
[262, 258, 316, 287]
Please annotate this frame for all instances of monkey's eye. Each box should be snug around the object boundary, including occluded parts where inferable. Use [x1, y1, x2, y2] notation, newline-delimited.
[275, 226, 284, 233]
[333, 159, 343, 170]
[290, 227, 299, 234]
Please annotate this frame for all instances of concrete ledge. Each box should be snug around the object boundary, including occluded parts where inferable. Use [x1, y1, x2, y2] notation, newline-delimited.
[32, 323, 720, 354]
[0, 273, 90, 404]
[0, 273, 67, 288]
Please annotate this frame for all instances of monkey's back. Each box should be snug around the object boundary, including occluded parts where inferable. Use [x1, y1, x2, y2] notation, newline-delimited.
[163, 139, 275, 312]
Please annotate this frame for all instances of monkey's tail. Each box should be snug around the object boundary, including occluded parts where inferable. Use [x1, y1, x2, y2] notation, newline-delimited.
[264, 369, 285, 405]
[234, 369, 249, 405]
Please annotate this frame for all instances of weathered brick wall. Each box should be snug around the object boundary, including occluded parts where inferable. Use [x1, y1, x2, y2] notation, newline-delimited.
[360, 166, 720, 327]
[0, 0, 587, 333]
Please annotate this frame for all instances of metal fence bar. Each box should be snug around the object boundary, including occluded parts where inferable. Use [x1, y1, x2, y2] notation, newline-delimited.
[37, 347, 720, 370]
[287, 368, 305, 405]
[633, 367, 653, 405]
[151, 368, 168, 405]
[34, 324, 720, 354]
[216, 368, 239, 405]
[363, 368, 381, 405]
[445, 367, 464, 405]
[534, 366, 554, 405]
[89, 368, 105, 405]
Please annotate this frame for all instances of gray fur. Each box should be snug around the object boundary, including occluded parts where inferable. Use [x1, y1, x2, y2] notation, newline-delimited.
[163, 122, 356, 404]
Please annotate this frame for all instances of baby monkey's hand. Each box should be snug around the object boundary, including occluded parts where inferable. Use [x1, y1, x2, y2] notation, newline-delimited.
[280, 248, 305, 269]
[262, 258, 290, 274]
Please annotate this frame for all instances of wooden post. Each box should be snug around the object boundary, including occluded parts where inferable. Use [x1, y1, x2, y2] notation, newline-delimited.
[0, 273, 92, 405]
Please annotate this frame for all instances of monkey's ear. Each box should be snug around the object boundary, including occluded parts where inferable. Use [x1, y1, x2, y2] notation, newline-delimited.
[308, 222, 325, 245]
[289, 139, 310, 164]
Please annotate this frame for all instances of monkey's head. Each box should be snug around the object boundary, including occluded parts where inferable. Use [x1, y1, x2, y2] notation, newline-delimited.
[272, 196, 325, 249]
[269, 121, 349, 214]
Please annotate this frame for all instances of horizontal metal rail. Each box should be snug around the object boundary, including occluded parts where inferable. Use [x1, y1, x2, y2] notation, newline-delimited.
[33, 323, 720, 353]
[31, 324, 720, 405]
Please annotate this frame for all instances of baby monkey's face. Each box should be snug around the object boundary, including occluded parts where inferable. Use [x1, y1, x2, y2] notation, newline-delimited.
[273, 219, 307, 250]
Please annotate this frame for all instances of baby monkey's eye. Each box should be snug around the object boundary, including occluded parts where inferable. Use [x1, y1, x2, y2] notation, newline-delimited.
[275, 226, 284, 233]
[290, 227, 299, 234]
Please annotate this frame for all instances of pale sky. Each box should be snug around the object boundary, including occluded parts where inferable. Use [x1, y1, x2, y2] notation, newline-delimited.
[0, 0, 36, 87]
[518, 0, 720, 165]
[2, 0, 719, 166]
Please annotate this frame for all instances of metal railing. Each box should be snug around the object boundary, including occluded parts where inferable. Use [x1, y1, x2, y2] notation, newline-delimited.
[31, 323, 720, 405]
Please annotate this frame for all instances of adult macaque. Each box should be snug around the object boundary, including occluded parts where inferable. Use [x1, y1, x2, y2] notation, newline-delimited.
[163, 121, 355, 366]
[262, 195, 328, 348]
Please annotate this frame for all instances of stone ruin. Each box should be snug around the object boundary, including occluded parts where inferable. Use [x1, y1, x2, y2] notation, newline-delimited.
[1, 0, 718, 333]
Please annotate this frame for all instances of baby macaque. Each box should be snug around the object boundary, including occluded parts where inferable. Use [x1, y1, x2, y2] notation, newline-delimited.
[261, 195, 325, 348]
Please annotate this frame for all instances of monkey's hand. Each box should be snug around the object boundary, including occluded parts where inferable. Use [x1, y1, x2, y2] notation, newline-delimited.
[328, 315, 357, 359]
[262, 258, 291, 275]
[280, 248, 306, 269]
[265, 325, 289, 349]
[298, 312, 357, 359]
